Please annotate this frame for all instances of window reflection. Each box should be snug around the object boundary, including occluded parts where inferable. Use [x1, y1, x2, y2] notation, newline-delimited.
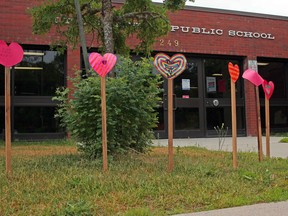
[0, 106, 4, 134]
[154, 107, 164, 130]
[206, 107, 245, 130]
[258, 61, 287, 99]
[14, 50, 65, 96]
[174, 60, 198, 98]
[0, 65, 4, 96]
[204, 59, 242, 98]
[175, 108, 199, 130]
[14, 107, 63, 133]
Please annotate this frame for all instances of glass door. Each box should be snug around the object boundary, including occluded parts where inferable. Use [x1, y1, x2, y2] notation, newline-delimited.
[155, 56, 246, 138]
[203, 58, 246, 136]
[172, 58, 205, 138]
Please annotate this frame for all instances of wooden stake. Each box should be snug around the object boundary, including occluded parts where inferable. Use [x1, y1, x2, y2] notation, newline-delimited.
[101, 76, 108, 171]
[255, 87, 263, 161]
[5, 66, 12, 175]
[265, 97, 270, 158]
[230, 79, 237, 169]
[168, 78, 174, 172]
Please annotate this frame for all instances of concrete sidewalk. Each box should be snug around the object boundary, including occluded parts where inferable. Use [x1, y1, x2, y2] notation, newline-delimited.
[174, 201, 288, 216]
[152, 136, 288, 216]
[152, 136, 288, 158]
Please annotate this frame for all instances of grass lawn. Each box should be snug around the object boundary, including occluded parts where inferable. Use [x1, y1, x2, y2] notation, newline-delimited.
[279, 137, 288, 143]
[1, 141, 288, 216]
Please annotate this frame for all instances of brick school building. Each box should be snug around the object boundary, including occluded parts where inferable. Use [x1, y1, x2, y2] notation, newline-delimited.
[0, 1, 288, 139]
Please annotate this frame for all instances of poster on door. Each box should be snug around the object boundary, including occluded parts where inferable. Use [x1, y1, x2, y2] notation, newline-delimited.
[206, 76, 216, 93]
[182, 79, 190, 90]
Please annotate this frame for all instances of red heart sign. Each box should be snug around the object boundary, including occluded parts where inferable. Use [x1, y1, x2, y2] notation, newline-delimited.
[228, 62, 240, 83]
[262, 80, 274, 100]
[154, 53, 187, 79]
[89, 53, 117, 77]
[0, 40, 24, 67]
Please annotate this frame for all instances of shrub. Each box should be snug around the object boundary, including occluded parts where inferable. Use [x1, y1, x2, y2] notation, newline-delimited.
[53, 56, 162, 159]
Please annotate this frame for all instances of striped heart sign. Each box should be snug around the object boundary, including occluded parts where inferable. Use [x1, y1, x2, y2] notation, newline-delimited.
[154, 53, 187, 79]
[89, 53, 117, 77]
[228, 62, 240, 83]
[262, 80, 274, 100]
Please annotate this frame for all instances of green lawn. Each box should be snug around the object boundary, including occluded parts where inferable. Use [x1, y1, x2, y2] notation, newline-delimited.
[279, 137, 288, 143]
[1, 141, 288, 216]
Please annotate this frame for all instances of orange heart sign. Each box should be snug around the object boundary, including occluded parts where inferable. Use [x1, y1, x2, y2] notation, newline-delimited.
[228, 62, 240, 83]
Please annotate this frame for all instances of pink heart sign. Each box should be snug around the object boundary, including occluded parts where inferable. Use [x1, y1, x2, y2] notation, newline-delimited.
[0, 40, 24, 67]
[262, 80, 274, 100]
[242, 69, 264, 86]
[154, 53, 187, 79]
[89, 53, 117, 77]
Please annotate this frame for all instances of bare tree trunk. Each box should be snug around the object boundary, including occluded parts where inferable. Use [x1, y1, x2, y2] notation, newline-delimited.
[74, 0, 90, 74]
[102, 0, 114, 54]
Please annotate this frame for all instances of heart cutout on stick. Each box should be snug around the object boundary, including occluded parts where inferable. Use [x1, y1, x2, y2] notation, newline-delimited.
[262, 80, 274, 100]
[89, 53, 117, 77]
[0, 40, 24, 67]
[154, 53, 187, 79]
[228, 62, 240, 83]
[242, 69, 264, 86]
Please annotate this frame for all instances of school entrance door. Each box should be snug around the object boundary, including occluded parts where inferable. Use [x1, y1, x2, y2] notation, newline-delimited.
[154, 56, 246, 138]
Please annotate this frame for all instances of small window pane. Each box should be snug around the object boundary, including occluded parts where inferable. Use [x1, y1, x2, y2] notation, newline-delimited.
[174, 60, 198, 98]
[0, 65, 4, 96]
[14, 49, 65, 96]
[14, 107, 63, 133]
[175, 108, 199, 130]
[204, 59, 242, 99]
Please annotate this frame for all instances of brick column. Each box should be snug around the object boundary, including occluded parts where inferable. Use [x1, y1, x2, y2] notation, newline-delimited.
[243, 57, 258, 136]
[65, 46, 81, 139]
[66, 46, 81, 91]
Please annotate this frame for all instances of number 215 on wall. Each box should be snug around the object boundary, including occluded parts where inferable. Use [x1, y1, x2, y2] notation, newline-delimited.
[159, 39, 179, 47]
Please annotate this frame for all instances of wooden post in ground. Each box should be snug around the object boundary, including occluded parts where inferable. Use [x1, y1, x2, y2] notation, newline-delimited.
[0, 40, 24, 175]
[153, 53, 187, 172]
[255, 87, 263, 161]
[101, 76, 108, 171]
[168, 78, 174, 172]
[265, 97, 270, 158]
[230, 79, 237, 169]
[5, 66, 12, 175]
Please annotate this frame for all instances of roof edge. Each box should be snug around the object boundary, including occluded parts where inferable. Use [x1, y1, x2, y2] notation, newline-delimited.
[112, 0, 288, 21]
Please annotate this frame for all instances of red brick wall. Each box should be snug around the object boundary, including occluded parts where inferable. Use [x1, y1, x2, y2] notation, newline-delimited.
[152, 9, 288, 58]
[0, 0, 80, 81]
[1, 1, 288, 136]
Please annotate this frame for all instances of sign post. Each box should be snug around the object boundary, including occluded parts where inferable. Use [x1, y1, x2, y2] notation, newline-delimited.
[243, 67, 264, 161]
[89, 53, 117, 171]
[167, 78, 174, 171]
[154, 53, 187, 172]
[228, 62, 240, 169]
[262, 80, 274, 158]
[5, 67, 12, 174]
[0, 40, 24, 175]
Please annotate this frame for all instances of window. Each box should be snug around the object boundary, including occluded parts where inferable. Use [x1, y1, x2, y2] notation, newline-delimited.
[0, 65, 4, 96]
[14, 49, 65, 96]
[204, 58, 243, 98]
[258, 58, 288, 133]
[0, 46, 66, 139]
[258, 60, 288, 99]
[14, 106, 63, 133]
